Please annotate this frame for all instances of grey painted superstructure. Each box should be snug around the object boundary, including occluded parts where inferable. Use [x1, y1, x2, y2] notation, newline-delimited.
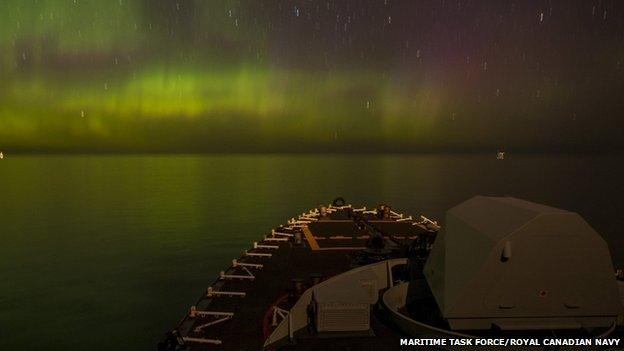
[424, 196, 621, 331]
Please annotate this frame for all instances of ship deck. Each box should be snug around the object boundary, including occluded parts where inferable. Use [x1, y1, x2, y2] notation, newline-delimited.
[162, 204, 434, 351]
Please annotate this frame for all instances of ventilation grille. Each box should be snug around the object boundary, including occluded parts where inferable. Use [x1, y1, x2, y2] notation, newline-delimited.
[318, 303, 370, 332]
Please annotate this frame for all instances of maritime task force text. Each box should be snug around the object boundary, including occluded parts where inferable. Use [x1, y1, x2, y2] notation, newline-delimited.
[400, 338, 621, 347]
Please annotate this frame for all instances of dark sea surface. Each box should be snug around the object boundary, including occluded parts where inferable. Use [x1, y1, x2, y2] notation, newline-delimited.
[1, 154, 622, 350]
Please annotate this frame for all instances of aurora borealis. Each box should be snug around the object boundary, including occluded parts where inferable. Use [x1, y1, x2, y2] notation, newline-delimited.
[1, 0, 623, 153]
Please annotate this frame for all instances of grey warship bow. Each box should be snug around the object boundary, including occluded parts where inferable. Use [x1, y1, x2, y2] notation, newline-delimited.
[159, 197, 624, 350]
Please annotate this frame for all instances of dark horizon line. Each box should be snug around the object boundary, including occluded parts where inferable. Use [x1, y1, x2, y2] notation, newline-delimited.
[2, 149, 623, 157]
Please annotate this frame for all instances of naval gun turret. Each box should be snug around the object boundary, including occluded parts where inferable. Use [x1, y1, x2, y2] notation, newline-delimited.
[424, 196, 621, 331]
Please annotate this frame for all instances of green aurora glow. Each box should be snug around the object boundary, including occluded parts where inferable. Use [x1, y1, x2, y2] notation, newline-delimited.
[1, 0, 623, 152]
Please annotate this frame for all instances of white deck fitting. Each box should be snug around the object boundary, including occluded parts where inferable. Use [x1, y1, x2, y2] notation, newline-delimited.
[264, 235, 289, 242]
[289, 222, 309, 226]
[182, 337, 222, 345]
[329, 235, 352, 240]
[244, 250, 272, 258]
[419, 215, 441, 230]
[189, 306, 235, 318]
[220, 266, 255, 280]
[290, 217, 304, 222]
[390, 210, 403, 218]
[271, 306, 289, 327]
[207, 287, 246, 298]
[362, 210, 377, 214]
[232, 259, 263, 269]
[352, 207, 367, 212]
[300, 212, 319, 218]
[420, 215, 436, 223]
[396, 216, 413, 222]
[272, 230, 294, 237]
[329, 204, 352, 210]
[254, 242, 279, 250]
[193, 315, 234, 333]
[288, 219, 313, 225]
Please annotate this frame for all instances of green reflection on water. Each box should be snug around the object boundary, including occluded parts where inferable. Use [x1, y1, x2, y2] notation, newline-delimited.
[0, 154, 622, 350]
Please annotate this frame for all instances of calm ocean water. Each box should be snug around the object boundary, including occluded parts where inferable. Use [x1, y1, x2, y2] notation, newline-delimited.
[1, 154, 622, 350]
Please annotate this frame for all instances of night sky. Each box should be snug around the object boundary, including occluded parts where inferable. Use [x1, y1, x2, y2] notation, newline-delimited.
[1, 0, 623, 153]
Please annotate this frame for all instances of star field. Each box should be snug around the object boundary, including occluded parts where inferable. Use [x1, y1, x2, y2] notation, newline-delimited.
[1, 0, 623, 152]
